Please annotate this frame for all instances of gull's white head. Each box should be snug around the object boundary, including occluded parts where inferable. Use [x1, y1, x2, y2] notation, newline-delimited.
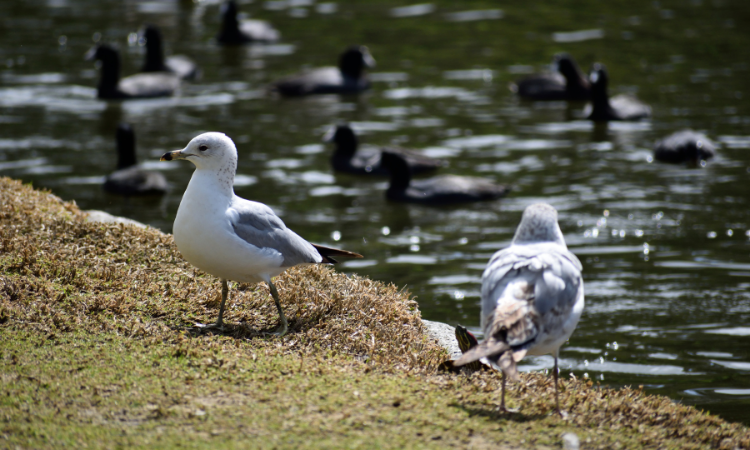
[512, 203, 566, 247]
[160, 132, 238, 174]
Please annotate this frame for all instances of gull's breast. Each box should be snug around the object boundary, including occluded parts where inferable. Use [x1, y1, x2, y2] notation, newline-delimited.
[173, 192, 284, 283]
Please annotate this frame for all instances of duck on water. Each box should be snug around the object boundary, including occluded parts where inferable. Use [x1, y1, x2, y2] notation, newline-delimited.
[324, 124, 444, 176]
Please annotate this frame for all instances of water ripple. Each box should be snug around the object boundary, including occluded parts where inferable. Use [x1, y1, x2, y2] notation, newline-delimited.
[390, 3, 434, 17]
[552, 28, 605, 43]
[386, 254, 438, 264]
[705, 327, 750, 336]
[655, 260, 750, 271]
[711, 360, 750, 371]
[444, 9, 503, 22]
[383, 86, 482, 101]
[427, 274, 481, 285]
[442, 134, 511, 149]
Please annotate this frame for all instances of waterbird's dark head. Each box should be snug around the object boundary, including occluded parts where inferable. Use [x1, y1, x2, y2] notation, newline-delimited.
[555, 53, 583, 80]
[589, 63, 609, 92]
[339, 45, 376, 79]
[141, 24, 161, 46]
[323, 123, 358, 156]
[84, 44, 118, 63]
[221, 0, 239, 25]
[380, 150, 412, 191]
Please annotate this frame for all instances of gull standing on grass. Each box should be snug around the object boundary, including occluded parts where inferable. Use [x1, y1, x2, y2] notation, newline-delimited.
[160, 132, 362, 336]
[454, 203, 584, 416]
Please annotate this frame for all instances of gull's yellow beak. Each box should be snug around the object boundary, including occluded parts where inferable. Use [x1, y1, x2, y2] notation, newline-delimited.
[160, 149, 187, 161]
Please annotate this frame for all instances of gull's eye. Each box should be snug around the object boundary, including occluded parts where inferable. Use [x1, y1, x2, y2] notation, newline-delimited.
[199, 144, 208, 152]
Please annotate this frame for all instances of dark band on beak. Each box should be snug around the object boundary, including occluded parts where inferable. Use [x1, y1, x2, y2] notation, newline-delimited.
[160, 150, 186, 161]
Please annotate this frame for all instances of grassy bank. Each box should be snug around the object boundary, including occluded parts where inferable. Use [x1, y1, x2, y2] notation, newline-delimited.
[1, 177, 748, 449]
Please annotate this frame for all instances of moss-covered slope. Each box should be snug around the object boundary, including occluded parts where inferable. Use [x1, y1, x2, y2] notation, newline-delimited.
[1, 177, 748, 449]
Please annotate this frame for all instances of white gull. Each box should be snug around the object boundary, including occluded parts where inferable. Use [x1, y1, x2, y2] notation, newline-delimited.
[454, 203, 584, 415]
[160, 132, 361, 336]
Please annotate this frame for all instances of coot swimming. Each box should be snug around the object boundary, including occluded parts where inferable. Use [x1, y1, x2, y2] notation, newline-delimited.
[103, 123, 168, 195]
[86, 44, 180, 99]
[586, 63, 651, 121]
[324, 124, 444, 176]
[270, 46, 375, 97]
[216, 0, 281, 44]
[653, 130, 716, 165]
[380, 151, 508, 205]
[141, 24, 199, 80]
[511, 53, 590, 101]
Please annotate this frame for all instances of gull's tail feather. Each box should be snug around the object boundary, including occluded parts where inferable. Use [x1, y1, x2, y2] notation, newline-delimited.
[313, 244, 363, 264]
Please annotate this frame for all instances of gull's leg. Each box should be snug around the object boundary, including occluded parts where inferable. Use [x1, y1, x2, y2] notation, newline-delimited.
[498, 371, 518, 413]
[267, 280, 288, 336]
[553, 353, 567, 418]
[499, 372, 508, 412]
[206, 279, 229, 329]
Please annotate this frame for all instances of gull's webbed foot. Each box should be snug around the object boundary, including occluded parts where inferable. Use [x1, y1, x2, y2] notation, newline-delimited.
[269, 321, 288, 337]
[193, 320, 226, 332]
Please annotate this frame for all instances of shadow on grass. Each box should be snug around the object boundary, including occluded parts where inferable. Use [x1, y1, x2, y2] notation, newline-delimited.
[173, 321, 285, 340]
[451, 401, 550, 423]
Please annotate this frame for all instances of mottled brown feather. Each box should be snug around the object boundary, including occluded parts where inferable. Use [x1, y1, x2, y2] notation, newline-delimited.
[453, 338, 509, 367]
[454, 280, 539, 382]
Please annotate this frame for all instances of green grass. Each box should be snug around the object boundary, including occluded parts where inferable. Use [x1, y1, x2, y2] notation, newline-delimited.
[1, 176, 749, 449]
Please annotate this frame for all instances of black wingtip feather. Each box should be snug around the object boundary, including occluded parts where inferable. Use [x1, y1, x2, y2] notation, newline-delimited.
[313, 244, 363, 264]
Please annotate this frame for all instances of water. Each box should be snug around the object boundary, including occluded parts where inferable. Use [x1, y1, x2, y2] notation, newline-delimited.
[3, 0, 750, 424]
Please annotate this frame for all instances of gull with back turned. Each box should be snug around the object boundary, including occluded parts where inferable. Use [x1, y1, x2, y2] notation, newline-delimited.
[453, 203, 584, 416]
[160, 132, 362, 336]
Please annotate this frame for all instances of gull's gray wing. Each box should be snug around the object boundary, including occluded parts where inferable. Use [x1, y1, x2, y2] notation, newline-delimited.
[227, 197, 321, 268]
[483, 242, 582, 316]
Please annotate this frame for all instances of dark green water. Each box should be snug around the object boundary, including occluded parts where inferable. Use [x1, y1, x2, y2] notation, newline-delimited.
[2, 0, 750, 425]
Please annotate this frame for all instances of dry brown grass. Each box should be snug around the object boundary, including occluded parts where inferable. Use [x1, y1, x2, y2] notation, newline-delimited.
[2, 176, 750, 449]
[0, 177, 445, 374]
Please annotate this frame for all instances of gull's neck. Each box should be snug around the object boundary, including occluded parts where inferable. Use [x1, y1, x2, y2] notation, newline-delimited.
[512, 229, 566, 248]
[512, 220, 567, 248]
[183, 167, 236, 207]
